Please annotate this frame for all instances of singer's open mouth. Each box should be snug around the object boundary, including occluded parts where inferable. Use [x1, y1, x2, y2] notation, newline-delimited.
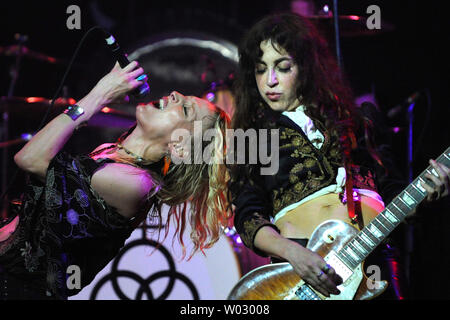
[158, 97, 169, 110]
[144, 98, 166, 110]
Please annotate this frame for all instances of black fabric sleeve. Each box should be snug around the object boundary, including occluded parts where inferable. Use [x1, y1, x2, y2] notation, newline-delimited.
[230, 168, 280, 257]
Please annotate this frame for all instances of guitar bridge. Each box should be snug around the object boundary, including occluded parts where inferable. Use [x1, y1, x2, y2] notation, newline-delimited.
[325, 251, 354, 282]
[295, 284, 321, 300]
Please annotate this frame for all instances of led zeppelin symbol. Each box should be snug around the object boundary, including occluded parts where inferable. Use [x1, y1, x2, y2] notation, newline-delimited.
[89, 237, 199, 300]
[69, 210, 242, 300]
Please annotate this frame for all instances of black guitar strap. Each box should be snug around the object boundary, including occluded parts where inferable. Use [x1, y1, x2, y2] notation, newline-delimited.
[353, 193, 365, 231]
[344, 162, 365, 231]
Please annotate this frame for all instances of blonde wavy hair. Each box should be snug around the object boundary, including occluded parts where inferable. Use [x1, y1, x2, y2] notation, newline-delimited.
[159, 108, 232, 258]
[107, 107, 232, 259]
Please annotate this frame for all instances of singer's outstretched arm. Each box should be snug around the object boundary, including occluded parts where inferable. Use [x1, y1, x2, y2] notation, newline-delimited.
[14, 61, 144, 181]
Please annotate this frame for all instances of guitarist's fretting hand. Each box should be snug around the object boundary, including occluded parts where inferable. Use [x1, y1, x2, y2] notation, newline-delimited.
[422, 160, 450, 202]
[284, 241, 343, 297]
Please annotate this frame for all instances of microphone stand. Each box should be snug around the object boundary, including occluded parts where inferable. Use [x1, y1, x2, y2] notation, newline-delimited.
[1, 34, 27, 220]
[333, 0, 343, 70]
[404, 101, 415, 286]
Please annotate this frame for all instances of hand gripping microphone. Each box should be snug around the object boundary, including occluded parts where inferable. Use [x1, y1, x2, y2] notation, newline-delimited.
[101, 29, 150, 97]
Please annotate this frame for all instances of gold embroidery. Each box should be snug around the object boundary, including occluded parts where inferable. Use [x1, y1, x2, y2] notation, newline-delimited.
[294, 181, 304, 192]
[241, 217, 272, 249]
[292, 136, 302, 147]
[305, 158, 316, 168]
[292, 163, 304, 172]
[330, 147, 340, 159]
[302, 145, 312, 154]
[271, 126, 339, 215]
[289, 174, 298, 184]
[280, 128, 307, 149]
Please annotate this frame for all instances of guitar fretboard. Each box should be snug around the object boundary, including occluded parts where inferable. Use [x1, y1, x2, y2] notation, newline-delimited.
[337, 146, 450, 270]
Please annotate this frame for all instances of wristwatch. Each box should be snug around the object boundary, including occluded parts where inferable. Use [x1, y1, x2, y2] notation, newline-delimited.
[63, 104, 84, 121]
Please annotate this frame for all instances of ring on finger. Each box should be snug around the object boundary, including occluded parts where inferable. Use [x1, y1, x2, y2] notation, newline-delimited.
[432, 190, 440, 200]
[322, 264, 331, 274]
[317, 270, 324, 279]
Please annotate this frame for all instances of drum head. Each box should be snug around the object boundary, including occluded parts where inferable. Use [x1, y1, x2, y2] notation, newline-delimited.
[69, 204, 241, 300]
[127, 32, 239, 103]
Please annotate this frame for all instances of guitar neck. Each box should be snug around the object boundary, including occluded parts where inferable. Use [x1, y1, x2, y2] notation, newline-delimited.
[336, 146, 450, 270]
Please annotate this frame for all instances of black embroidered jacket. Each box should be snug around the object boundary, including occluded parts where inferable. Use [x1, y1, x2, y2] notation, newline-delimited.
[230, 103, 405, 255]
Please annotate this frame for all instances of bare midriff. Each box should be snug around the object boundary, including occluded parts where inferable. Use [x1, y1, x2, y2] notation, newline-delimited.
[274, 193, 385, 239]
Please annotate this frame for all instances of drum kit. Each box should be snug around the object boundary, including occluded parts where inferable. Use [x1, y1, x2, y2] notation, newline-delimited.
[0, 46, 138, 144]
[0, 3, 394, 155]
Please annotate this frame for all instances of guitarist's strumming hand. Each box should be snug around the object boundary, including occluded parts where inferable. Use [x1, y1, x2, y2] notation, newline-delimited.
[284, 241, 343, 298]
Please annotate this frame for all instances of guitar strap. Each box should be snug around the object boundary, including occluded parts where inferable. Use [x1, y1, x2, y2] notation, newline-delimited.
[343, 129, 365, 231]
[344, 163, 365, 231]
[354, 196, 364, 231]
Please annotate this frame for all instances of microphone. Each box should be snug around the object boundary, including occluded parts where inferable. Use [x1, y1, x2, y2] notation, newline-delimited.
[387, 91, 420, 119]
[101, 29, 150, 97]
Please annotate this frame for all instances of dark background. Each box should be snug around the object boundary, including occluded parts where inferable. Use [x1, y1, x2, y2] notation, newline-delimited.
[1, 0, 449, 299]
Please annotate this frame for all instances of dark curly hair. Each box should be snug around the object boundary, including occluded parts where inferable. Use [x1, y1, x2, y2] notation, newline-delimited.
[228, 12, 384, 197]
[234, 12, 359, 143]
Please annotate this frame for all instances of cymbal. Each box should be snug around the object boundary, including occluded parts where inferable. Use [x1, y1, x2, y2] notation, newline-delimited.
[0, 96, 74, 112]
[0, 96, 136, 129]
[306, 14, 395, 37]
[0, 45, 65, 64]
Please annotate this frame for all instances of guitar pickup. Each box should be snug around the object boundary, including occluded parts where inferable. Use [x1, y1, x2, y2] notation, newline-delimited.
[325, 251, 354, 283]
[295, 284, 321, 300]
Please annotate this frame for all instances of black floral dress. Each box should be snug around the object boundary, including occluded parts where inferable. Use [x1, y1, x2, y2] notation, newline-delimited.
[0, 152, 135, 300]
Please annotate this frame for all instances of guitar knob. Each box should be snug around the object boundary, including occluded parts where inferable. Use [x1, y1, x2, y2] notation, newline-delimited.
[323, 232, 336, 244]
